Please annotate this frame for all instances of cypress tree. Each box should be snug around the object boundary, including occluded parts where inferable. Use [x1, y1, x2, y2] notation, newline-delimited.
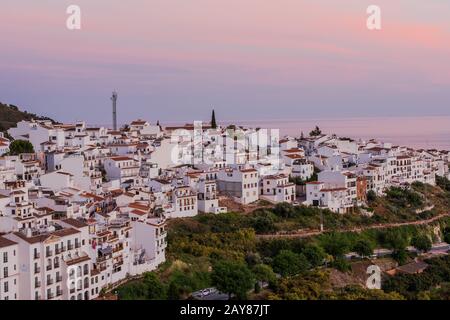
[211, 109, 217, 129]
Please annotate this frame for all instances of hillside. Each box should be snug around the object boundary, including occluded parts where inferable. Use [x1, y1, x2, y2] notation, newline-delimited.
[0, 101, 58, 136]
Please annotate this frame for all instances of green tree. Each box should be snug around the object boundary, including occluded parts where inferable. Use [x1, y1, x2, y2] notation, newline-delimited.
[252, 264, 277, 285]
[272, 250, 310, 277]
[166, 271, 195, 300]
[272, 202, 296, 219]
[309, 126, 322, 137]
[211, 261, 254, 299]
[8, 139, 34, 155]
[444, 228, 450, 244]
[211, 109, 217, 129]
[392, 249, 408, 265]
[252, 215, 277, 234]
[331, 256, 351, 272]
[367, 190, 377, 202]
[411, 234, 432, 253]
[384, 230, 408, 251]
[320, 233, 351, 257]
[117, 281, 148, 300]
[143, 272, 166, 299]
[354, 239, 375, 258]
[302, 244, 326, 267]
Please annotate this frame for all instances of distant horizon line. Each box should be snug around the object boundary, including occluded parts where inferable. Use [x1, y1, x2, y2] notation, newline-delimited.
[81, 114, 450, 127]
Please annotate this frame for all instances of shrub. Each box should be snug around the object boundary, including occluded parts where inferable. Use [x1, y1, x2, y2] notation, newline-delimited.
[272, 250, 311, 276]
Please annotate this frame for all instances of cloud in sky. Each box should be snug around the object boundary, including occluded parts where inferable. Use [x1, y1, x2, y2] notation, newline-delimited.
[0, 0, 449, 123]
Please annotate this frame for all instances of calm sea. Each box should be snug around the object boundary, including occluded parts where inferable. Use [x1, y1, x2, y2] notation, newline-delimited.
[225, 116, 450, 151]
[96, 116, 450, 151]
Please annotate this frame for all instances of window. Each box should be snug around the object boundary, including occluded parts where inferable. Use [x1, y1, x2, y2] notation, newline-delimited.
[3, 252, 7, 263]
[3, 267, 8, 278]
[4, 282, 8, 293]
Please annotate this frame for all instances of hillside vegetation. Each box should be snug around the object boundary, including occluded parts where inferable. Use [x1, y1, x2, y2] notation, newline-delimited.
[0, 101, 58, 136]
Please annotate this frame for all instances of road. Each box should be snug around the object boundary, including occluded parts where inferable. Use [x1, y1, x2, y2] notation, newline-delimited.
[345, 242, 450, 259]
[257, 212, 450, 239]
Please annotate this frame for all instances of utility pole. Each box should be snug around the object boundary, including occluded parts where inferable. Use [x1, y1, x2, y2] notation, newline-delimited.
[320, 210, 324, 232]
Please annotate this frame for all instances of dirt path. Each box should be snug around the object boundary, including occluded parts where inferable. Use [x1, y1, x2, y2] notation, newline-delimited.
[218, 195, 273, 214]
[257, 212, 450, 239]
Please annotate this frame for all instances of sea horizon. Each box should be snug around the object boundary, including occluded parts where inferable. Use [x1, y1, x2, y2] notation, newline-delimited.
[91, 115, 450, 151]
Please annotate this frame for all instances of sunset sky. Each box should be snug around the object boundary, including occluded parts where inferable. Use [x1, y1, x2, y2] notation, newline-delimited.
[1, 0, 450, 124]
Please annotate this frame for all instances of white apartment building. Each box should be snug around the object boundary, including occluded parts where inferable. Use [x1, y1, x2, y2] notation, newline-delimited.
[197, 178, 225, 214]
[305, 182, 353, 214]
[217, 167, 259, 205]
[0, 236, 19, 300]
[170, 186, 198, 218]
[291, 158, 315, 181]
[4, 225, 90, 300]
[260, 174, 295, 203]
[104, 156, 140, 183]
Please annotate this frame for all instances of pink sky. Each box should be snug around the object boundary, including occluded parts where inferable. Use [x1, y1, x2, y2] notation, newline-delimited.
[0, 0, 449, 123]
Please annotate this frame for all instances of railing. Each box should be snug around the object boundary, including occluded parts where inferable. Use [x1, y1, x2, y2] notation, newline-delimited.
[56, 290, 63, 297]
[97, 256, 108, 262]
[67, 244, 74, 250]
[47, 279, 54, 285]
[46, 265, 52, 271]
[56, 275, 63, 282]
[54, 263, 60, 269]
[35, 281, 41, 288]
[113, 245, 124, 253]
[34, 253, 40, 259]
[34, 267, 41, 274]
[75, 243, 81, 249]
[157, 231, 167, 238]
[46, 250, 53, 257]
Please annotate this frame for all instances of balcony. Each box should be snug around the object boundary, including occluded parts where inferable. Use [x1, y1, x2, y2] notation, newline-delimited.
[60, 246, 66, 252]
[56, 275, 63, 283]
[157, 231, 167, 238]
[75, 243, 81, 249]
[47, 279, 54, 285]
[54, 263, 60, 269]
[34, 267, 41, 274]
[107, 235, 119, 242]
[55, 248, 62, 254]
[35, 281, 41, 288]
[67, 244, 74, 250]
[46, 250, 53, 257]
[56, 289, 63, 297]
[46, 265, 52, 271]
[70, 288, 75, 294]
[47, 293, 54, 299]
[34, 252, 40, 259]
[113, 244, 124, 253]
